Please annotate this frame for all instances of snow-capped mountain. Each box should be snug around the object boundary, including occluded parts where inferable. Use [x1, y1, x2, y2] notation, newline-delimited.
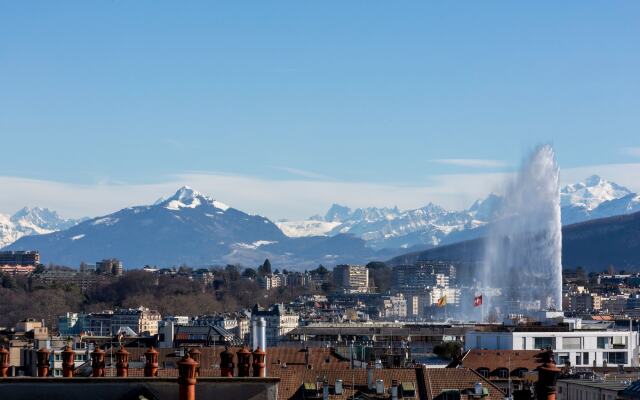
[279, 175, 639, 250]
[0, 207, 83, 248]
[5, 176, 639, 266]
[278, 200, 492, 250]
[7, 187, 377, 268]
[560, 175, 634, 224]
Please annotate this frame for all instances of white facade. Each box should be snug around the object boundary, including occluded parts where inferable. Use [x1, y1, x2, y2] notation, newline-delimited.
[111, 306, 161, 336]
[465, 329, 639, 367]
[382, 294, 407, 319]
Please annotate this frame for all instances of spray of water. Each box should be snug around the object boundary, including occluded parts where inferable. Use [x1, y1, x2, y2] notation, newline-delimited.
[480, 145, 563, 318]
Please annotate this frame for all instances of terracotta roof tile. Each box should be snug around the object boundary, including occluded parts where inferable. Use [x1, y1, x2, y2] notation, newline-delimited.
[423, 368, 505, 400]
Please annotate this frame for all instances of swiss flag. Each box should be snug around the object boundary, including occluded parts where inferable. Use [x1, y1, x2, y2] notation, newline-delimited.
[474, 294, 483, 307]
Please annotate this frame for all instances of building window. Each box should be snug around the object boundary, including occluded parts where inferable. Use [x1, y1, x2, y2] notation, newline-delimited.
[477, 368, 489, 378]
[563, 337, 581, 350]
[514, 368, 528, 378]
[583, 352, 589, 365]
[496, 368, 509, 378]
[604, 352, 627, 364]
[534, 337, 555, 350]
[597, 337, 613, 349]
[476, 336, 481, 349]
[576, 353, 582, 365]
[522, 337, 526, 350]
[556, 353, 570, 366]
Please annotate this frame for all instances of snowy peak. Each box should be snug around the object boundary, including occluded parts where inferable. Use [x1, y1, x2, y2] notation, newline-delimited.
[324, 204, 351, 222]
[561, 175, 632, 211]
[160, 186, 230, 211]
[10, 206, 76, 231]
[0, 207, 83, 248]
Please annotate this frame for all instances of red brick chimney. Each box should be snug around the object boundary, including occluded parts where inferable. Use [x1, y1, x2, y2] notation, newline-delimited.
[115, 347, 129, 377]
[91, 347, 105, 377]
[220, 346, 234, 377]
[252, 347, 266, 377]
[236, 346, 251, 377]
[36, 348, 50, 377]
[144, 347, 159, 377]
[0, 346, 9, 377]
[178, 354, 198, 400]
[61, 345, 75, 378]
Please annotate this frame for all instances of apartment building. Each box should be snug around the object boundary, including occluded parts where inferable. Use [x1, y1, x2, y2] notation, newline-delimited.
[111, 307, 161, 336]
[465, 322, 640, 367]
[333, 264, 369, 293]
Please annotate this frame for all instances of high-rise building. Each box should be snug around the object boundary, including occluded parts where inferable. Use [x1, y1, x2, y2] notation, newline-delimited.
[333, 264, 369, 293]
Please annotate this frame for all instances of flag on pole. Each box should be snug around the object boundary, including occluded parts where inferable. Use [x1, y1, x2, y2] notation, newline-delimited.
[437, 295, 447, 307]
[474, 294, 483, 307]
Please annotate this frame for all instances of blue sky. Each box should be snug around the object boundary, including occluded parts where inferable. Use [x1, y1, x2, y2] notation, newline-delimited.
[1, 2, 639, 219]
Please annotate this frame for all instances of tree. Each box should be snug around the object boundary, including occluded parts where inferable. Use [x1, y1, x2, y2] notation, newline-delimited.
[242, 268, 257, 279]
[1, 274, 16, 289]
[258, 259, 272, 275]
[225, 265, 241, 282]
[433, 341, 463, 360]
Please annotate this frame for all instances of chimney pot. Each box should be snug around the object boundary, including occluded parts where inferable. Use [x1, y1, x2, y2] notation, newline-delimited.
[115, 346, 129, 377]
[252, 346, 266, 377]
[0, 346, 10, 377]
[392, 380, 399, 400]
[220, 346, 235, 377]
[236, 347, 252, 377]
[178, 354, 198, 400]
[188, 348, 201, 377]
[91, 347, 105, 377]
[144, 347, 159, 377]
[61, 345, 75, 378]
[36, 348, 50, 377]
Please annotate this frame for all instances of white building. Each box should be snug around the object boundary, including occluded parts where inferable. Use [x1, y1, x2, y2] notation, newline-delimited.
[111, 306, 161, 336]
[465, 324, 639, 367]
[382, 294, 407, 319]
[251, 304, 299, 346]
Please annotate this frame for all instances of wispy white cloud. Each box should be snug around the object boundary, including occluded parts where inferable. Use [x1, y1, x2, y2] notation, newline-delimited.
[431, 158, 508, 168]
[272, 166, 330, 180]
[1, 163, 639, 221]
[621, 147, 640, 157]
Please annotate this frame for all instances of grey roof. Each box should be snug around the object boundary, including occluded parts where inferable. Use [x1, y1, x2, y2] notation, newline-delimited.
[559, 379, 629, 391]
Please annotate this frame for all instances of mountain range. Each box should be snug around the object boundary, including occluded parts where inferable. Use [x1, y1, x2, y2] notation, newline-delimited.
[2, 175, 640, 269]
[5, 187, 379, 268]
[277, 175, 640, 249]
